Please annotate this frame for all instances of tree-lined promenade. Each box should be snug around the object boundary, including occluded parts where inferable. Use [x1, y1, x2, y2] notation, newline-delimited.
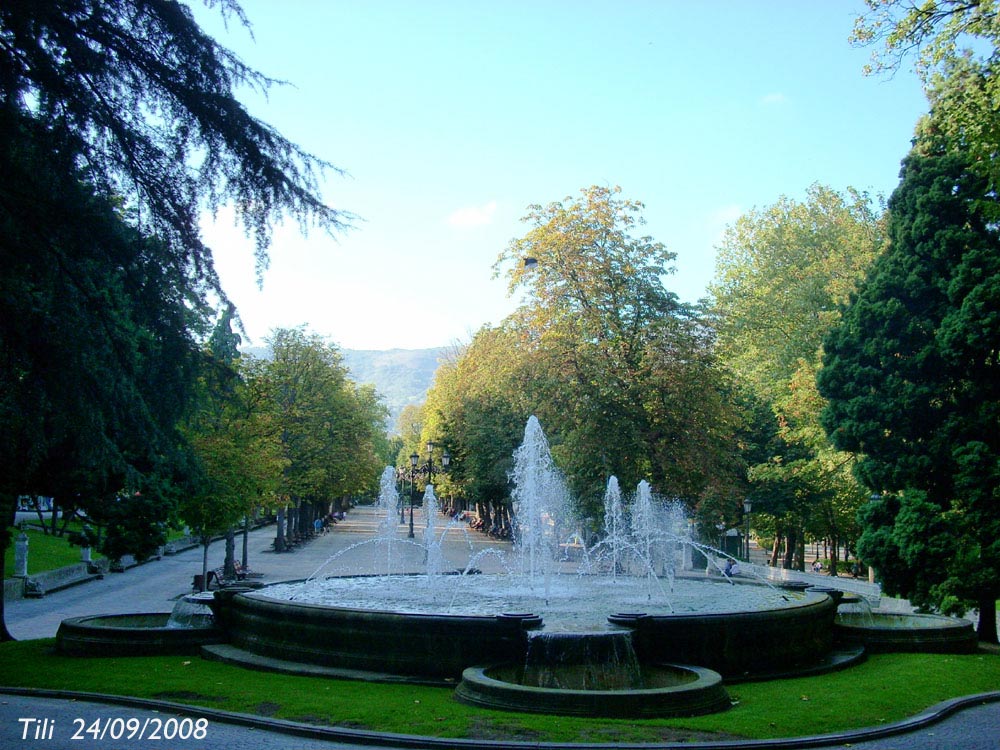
[3, 0, 999, 648]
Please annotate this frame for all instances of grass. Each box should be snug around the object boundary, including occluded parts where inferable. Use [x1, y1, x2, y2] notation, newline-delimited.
[1, 639, 998, 743]
[4, 523, 196, 579]
[3, 527, 91, 578]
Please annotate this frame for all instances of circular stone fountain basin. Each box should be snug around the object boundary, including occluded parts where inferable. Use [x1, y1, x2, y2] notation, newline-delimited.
[210, 576, 837, 681]
[454, 662, 730, 718]
[56, 613, 223, 657]
[834, 612, 977, 654]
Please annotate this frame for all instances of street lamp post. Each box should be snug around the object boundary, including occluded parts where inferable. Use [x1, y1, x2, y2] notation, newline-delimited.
[743, 499, 753, 562]
[408, 451, 419, 538]
[408, 442, 452, 539]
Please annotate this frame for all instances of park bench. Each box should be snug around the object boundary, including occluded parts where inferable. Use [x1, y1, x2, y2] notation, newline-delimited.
[192, 562, 261, 591]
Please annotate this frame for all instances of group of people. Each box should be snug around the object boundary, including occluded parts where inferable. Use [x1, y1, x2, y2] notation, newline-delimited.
[313, 510, 347, 535]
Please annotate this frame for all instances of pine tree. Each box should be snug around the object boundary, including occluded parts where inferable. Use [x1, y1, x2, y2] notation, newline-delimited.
[819, 146, 1000, 642]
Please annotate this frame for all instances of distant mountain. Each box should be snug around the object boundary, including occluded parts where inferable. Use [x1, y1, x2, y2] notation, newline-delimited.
[341, 347, 449, 431]
[241, 344, 449, 433]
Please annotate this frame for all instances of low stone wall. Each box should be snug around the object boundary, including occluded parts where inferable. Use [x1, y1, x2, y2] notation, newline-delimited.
[31, 562, 104, 597]
[613, 588, 838, 678]
[57, 613, 224, 657]
[4, 561, 106, 601]
[212, 588, 541, 680]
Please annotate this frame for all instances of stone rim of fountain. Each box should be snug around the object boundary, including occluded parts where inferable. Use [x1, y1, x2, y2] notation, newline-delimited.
[55, 613, 224, 657]
[834, 611, 978, 654]
[454, 661, 732, 718]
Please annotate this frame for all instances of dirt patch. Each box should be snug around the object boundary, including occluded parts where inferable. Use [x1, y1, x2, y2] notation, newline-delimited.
[465, 718, 546, 742]
[152, 691, 225, 703]
[287, 715, 369, 730]
[587, 726, 746, 744]
[465, 717, 744, 744]
[254, 702, 281, 716]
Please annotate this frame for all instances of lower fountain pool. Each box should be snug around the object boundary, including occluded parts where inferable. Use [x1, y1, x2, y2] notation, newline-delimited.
[261, 573, 803, 631]
[835, 611, 977, 654]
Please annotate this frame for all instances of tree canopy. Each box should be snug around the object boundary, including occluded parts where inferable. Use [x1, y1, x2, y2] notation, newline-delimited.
[709, 185, 885, 570]
[0, 0, 350, 282]
[0, 106, 204, 551]
[853, 0, 1000, 209]
[0, 0, 351, 638]
[818, 146, 1000, 641]
[426, 187, 741, 532]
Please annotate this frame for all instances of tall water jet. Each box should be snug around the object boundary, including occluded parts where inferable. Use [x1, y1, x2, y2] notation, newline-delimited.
[511, 416, 570, 595]
[377, 466, 399, 512]
[375, 465, 401, 572]
[631, 480, 656, 568]
[602, 476, 627, 578]
[422, 485, 443, 579]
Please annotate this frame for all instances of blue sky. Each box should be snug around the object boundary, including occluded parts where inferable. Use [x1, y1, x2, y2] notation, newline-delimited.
[194, 1, 929, 351]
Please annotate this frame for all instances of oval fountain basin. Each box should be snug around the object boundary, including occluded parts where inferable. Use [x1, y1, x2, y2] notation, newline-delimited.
[454, 662, 730, 718]
[834, 612, 977, 654]
[210, 576, 837, 681]
[56, 613, 223, 657]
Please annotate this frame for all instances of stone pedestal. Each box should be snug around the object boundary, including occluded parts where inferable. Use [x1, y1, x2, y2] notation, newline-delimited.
[14, 533, 28, 577]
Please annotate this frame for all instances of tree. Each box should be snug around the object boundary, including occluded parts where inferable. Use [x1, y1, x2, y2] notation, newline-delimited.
[264, 328, 386, 551]
[710, 185, 885, 569]
[710, 185, 885, 403]
[0, 0, 350, 280]
[853, 0, 1000, 211]
[819, 146, 1000, 642]
[0, 107, 206, 638]
[0, 0, 351, 638]
[424, 187, 742, 541]
[179, 316, 285, 588]
[421, 327, 529, 532]
[495, 185, 687, 509]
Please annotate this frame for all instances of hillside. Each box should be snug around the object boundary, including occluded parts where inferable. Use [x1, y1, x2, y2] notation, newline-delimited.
[341, 347, 448, 431]
[240, 345, 447, 432]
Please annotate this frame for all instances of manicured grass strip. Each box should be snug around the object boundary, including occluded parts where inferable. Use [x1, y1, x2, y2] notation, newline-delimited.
[1, 640, 998, 743]
[3, 528, 90, 578]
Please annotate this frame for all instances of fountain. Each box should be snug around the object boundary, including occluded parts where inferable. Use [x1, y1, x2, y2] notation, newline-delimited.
[58, 416, 976, 717]
[207, 417, 844, 716]
[57, 593, 223, 656]
[834, 596, 977, 654]
[455, 630, 731, 718]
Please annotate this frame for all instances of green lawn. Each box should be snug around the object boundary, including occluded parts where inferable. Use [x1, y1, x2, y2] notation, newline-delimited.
[3, 527, 90, 578]
[1, 639, 997, 743]
[4, 523, 197, 579]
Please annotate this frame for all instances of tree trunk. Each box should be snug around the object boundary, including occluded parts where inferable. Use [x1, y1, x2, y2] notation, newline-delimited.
[274, 505, 286, 552]
[828, 537, 839, 577]
[242, 516, 250, 569]
[58, 508, 77, 536]
[200, 538, 210, 592]
[770, 532, 782, 567]
[783, 527, 797, 569]
[33, 498, 46, 530]
[224, 528, 236, 579]
[1, 497, 16, 640]
[977, 596, 999, 644]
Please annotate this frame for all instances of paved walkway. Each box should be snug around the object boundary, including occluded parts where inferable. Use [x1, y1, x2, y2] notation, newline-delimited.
[4, 506, 1000, 749]
[6, 504, 508, 639]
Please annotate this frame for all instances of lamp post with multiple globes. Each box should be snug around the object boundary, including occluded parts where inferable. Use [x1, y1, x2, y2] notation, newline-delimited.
[743, 499, 753, 562]
[407, 441, 450, 539]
